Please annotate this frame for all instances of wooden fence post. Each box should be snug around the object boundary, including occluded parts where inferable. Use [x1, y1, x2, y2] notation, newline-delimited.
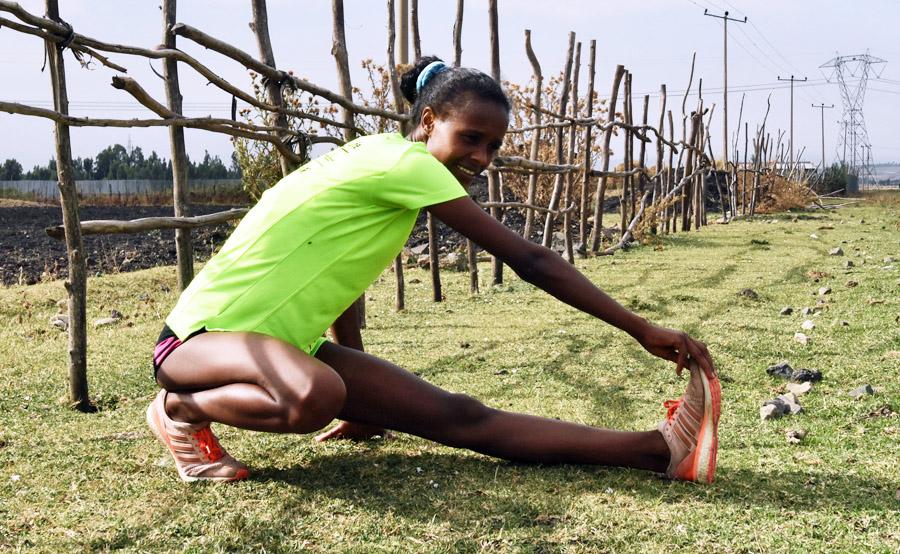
[487, 0, 503, 284]
[589, 64, 625, 253]
[386, 0, 407, 310]
[541, 31, 575, 250]
[45, 0, 92, 412]
[453, 0, 464, 67]
[522, 29, 543, 241]
[578, 39, 596, 254]
[251, 0, 295, 176]
[561, 41, 581, 263]
[620, 71, 632, 236]
[162, 0, 194, 291]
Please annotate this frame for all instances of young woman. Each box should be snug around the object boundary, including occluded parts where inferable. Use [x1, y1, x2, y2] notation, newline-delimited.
[148, 57, 720, 484]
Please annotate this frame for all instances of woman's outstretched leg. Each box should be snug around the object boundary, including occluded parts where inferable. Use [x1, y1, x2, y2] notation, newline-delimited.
[315, 342, 677, 474]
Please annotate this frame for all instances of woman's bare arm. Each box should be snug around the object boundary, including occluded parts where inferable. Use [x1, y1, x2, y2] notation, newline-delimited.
[427, 196, 715, 377]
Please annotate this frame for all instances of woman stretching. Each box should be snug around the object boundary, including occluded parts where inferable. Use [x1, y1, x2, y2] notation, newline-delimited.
[148, 57, 720, 484]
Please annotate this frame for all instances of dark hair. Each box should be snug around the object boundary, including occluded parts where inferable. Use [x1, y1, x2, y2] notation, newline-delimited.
[400, 56, 510, 127]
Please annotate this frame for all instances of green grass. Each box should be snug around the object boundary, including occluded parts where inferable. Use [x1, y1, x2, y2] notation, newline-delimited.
[1, 196, 898, 552]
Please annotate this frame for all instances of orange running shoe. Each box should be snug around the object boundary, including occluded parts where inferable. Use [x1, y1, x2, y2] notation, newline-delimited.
[146, 390, 249, 482]
[658, 359, 720, 483]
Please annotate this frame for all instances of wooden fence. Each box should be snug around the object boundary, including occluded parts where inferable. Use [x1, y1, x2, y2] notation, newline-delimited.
[0, 0, 810, 411]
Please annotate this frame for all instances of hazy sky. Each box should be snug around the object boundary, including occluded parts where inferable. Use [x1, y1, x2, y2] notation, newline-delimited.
[2, 0, 899, 171]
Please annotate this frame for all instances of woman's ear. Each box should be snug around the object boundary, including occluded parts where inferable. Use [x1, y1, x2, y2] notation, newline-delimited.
[420, 107, 435, 139]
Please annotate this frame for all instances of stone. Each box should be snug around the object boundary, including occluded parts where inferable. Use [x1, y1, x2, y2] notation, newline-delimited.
[786, 381, 813, 396]
[800, 307, 816, 316]
[845, 280, 858, 287]
[780, 306, 793, 316]
[801, 319, 816, 331]
[843, 260, 854, 268]
[785, 428, 807, 444]
[809, 233, 819, 240]
[760, 404, 784, 421]
[93, 317, 119, 328]
[739, 288, 759, 300]
[840, 320, 849, 327]
[818, 286, 832, 296]
[766, 361, 794, 379]
[829, 247, 844, 256]
[778, 393, 803, 414]
[793, 332, 810, 345]
[49, 314, 69, 331]
[885, 256, 897, 264]
[848, 384, 875, 399]
[441, 252, 467, 271]
[791, 368, 823, 383]
[109, 309, 123, 320]
[551, 231, 567, 253]
[409, 242, 429, 255]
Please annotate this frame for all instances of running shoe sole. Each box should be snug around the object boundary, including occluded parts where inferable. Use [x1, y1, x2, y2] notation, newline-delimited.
[687, 362, 720, 483]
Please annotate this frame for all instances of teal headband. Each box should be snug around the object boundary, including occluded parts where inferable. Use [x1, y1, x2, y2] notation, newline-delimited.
[416, 61, 449, 94]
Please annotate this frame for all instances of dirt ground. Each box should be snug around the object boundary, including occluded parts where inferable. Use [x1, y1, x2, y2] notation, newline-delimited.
[0, 186, 619, 286]
[0, 204, 235, 286]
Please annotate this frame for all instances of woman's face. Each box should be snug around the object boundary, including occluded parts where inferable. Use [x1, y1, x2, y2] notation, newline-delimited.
[421, 96, 509, 187]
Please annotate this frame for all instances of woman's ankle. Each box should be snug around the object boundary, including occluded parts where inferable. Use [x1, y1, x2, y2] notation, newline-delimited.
[164, 392, 204, 425]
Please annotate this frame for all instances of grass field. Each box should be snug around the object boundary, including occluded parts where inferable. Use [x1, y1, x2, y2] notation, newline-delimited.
[1, 195, 898, 552]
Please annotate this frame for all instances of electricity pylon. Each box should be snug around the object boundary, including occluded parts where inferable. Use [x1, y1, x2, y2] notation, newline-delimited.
[820, 51, 886, 189]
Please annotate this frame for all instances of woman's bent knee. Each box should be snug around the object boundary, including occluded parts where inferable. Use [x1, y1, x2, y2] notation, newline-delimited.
[282, 368, 346, 433]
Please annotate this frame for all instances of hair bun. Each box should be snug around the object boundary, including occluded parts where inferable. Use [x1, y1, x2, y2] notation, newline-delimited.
[400, 55, 444, 104]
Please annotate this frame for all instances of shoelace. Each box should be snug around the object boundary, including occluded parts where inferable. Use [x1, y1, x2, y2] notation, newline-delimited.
[192, 426, 225, 462]
[663, 398, 683, 422]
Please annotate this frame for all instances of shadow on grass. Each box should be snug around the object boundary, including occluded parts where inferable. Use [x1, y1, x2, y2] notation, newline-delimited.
[251, 450, 896, 519]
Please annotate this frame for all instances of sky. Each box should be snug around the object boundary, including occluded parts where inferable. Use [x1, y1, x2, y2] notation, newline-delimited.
[1, 0, 899, 172]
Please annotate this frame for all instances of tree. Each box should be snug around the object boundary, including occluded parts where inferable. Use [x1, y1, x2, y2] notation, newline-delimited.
[1, 158, 23, 180]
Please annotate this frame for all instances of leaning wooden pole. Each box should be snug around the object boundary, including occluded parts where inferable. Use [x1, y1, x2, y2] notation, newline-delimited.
[45, 0, 91, 412]
[589, 64, 625, 253]
[487, 0, 503, 284]
[386, 0, 407, 309]
[162, 0, 193, 291]
[578, 39, 596, 254]
[541, 31, 575, 249]
[251, 0, 295, 176]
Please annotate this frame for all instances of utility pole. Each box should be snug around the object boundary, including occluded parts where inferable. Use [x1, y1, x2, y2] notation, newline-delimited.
[812, 103, 834, 174]
[703, 9, 746, 172]
[777, 75, 807, 170]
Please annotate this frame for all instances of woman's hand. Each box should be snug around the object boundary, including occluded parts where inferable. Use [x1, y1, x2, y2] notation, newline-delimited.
[635, 324, 716, 379]
[314, 420, 391, 442]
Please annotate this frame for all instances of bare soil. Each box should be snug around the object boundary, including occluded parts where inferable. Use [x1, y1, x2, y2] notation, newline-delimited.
[0, 205, 235, 286]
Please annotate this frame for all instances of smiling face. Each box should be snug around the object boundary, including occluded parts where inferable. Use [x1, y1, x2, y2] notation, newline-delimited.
[419, 94, 510, 187]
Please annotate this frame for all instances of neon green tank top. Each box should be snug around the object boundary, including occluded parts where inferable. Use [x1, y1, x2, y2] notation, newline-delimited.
[166, 133, 467, 352]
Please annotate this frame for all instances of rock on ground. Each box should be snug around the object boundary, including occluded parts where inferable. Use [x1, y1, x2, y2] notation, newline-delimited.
[848, 384, 875, 399]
